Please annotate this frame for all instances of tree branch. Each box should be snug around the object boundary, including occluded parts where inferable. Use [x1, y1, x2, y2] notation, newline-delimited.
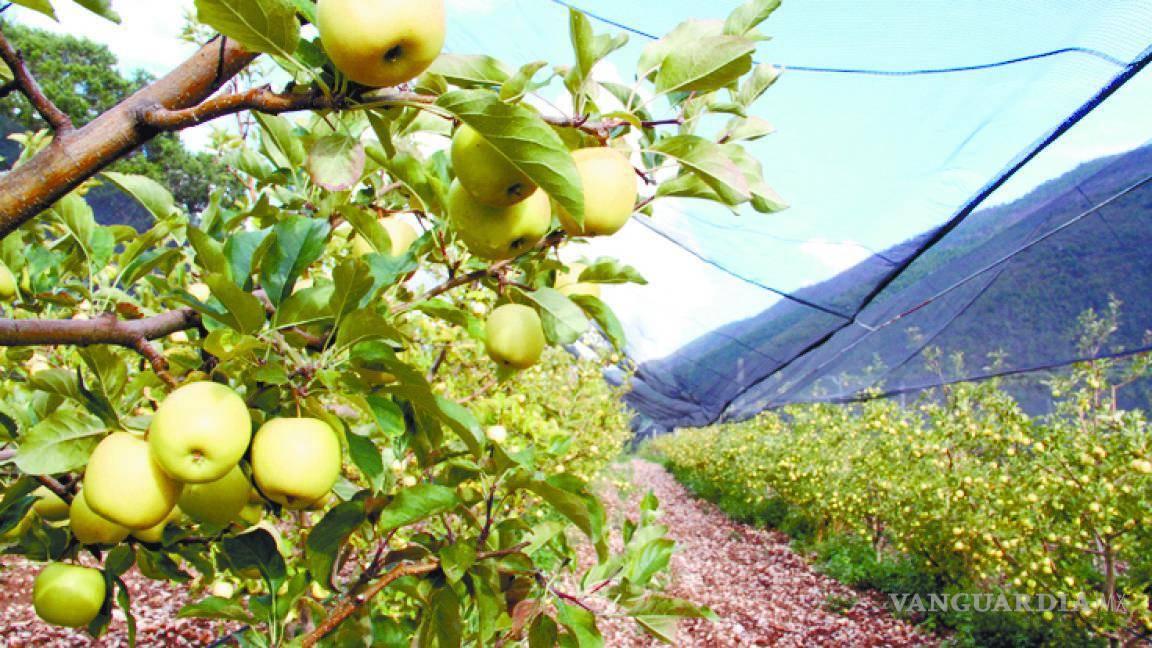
[0, 36, 258, 239]
[0, 79, 17, 99]
[303, 543, 529, 647]
[0, 26, 72, 132]
[0, 309, 199, 348]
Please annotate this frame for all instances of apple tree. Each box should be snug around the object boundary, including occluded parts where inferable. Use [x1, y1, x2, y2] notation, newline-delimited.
[0, 0, 785, 644]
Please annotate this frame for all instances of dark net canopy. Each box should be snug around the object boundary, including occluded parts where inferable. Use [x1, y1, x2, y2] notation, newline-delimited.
[449, 0, 1152, 433]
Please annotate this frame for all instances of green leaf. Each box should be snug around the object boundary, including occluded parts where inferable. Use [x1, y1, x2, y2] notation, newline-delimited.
[364, 394, 405, 437]
[306, 501, 366, 586]
[307, 134, 365, 191]
[328, 258, 374, 321]
[722, 116, 775, 143]
[52, 193, 113, 270]
[136, 547, 191, 582]
[428, 54, 511, 86]
[649, 135, 750, 205]
[530, 615, 560, 648]
[261, 216, 330, 307]
[435, 397, 483, 457]
[439, 542, 476, 584]
[568, 9, 629, 78]
[577, 258, 647, 285]
[274, 284, 334, 329]
[378, 484, 458, 531]
[346, 432, 384, 492]
[436, 90, 584, 226]
[121, 248, 181, 287]
[422, 586, 462, 647]
[520, 287, 588, 345]
[101, 172, 177, 221]
[340, 206, 393, 256]
[557, 601, 604, 648]
[570, 295, 626, 352]
[224, 228, 271, 288]
[194, 0, 299, 57]
[654, 35, 754, 95]
[253, 113, 306, 168]
[724, 0, 781, 36]
[333, 308, 403, 352]
[205, 274, 267, 334]
[178, 596, 255, 623]
[512, 473, 598, 541]
[187, 227, 229, 277]
[15, 410, 104, 475]
[105, 545, 136, 576]
[113, 576, 135, 646]
[737, 63, 780, 106]
[70, 0, 121, 21]
[9, 0, 55, 20]
[414, 300, 484, 341]
[500, 61, 548, 102]
[220, 528, 286, 584]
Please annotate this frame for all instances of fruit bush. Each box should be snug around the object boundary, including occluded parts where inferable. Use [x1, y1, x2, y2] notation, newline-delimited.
[0, 0, 787, 644]
[649, 301, 1152, 645]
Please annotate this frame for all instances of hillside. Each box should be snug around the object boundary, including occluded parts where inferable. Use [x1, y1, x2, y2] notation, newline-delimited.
[628, 143, 1152, 431]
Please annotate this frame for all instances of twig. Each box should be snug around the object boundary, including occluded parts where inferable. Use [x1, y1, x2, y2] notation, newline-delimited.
[0, 309, 199, 347]
[460, 377, 499, 404]
[426, 346, 448, 381]
[0, 26, 72, 132]
[35, 474, 72, 503]
[131, 337, 179, 388]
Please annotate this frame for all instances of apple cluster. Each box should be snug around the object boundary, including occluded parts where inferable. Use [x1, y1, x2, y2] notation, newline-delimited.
[28, 381, 342, 628]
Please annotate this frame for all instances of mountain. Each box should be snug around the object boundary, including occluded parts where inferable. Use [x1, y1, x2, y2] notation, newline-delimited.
[627, 144, 1152, 433]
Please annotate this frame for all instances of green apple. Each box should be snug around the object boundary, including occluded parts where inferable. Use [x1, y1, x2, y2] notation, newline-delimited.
[448, 181, 551, 261]
[557, 147, 638, 236]
[179, 465, 250, 527]
[251, 418, 342, 510]
[238, 502, 264, 527]
[485, 304, 546, 369]
[84, 432, 182, 529]
[451, 124, 537, 207]
[0, 263, 16, 300]
[350, 217, 419, 257]
[33, 563, 106, 628]
[317, 0, 446, 88]
[131, 506, 182, 544]
[69, 489, 130, 545]
[32, 486, 70, 522]
[149, 381, 252, 483]
[188, 282, 211, 302]
[555, 262, 600, 299]
[1, 509, 33, 541]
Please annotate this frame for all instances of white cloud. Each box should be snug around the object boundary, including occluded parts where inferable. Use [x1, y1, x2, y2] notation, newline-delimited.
[799, 238, 872, 274]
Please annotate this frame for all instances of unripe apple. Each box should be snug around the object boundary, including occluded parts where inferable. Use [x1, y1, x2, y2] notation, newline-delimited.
[485, 425, 508, 444]
[0, 263, 16, 300]
[557, 148, 638, 236]
[448, 181, 551, 261]
[131, 506, 182, 544]
[149, 381, 252, 483]
[84, 432, 182, 529]
[32, 487, 70, 522]
[251, 418, 341, 510]
[317, 0, 446, 88]
[187, 282, 211, 302]
[350, 217, 419, 257]
[485, 304, 545, 370]
[33, 563, 106, 628]
[69, 489, 130, 545]
[211, 581, 236, 599]
[179, 465, 251, 527]
[451, 124, 536, 207]
[555, 262, 600, 299]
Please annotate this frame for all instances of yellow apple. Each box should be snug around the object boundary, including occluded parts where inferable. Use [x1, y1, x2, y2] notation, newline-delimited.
[188, 282, 211, 302]
[448, 181, 551, 261]
[0, 263, 16, 300]
[179, 465, 250, 527]
[317, 0, 446, 88]
[350, 216, 418, 257]
[84, 432, 182, 529]
[32, 487, 70, 522]
[485, 304, 545, 369]
[451, 124, 536, 207]
[251, 418, 342, 510]
[33, 563, 106, 628]
[69, 489, 130, 546]
[149, 381, 252, 483]
[555, 262, 600, 299]
[556, 148, 638, 236]
[131, 506, 182, 544]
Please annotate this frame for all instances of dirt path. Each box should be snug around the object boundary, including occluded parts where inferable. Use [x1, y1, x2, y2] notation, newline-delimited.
[592, 459, 939, 647]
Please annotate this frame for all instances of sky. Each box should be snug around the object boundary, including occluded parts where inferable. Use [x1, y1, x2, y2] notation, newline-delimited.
[8, 0, 1151, 360]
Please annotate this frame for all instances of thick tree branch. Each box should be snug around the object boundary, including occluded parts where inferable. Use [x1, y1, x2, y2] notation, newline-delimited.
[0, 36, 258, 239]
[0, 26, 72, 132]
[0, 309, 199, 347]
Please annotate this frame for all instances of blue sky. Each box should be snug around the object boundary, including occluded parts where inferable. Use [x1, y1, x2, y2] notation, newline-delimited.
[10, 0, 1152, 360]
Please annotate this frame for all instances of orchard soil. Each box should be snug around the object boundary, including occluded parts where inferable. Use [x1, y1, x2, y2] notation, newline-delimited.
[0, 459, 937, 646]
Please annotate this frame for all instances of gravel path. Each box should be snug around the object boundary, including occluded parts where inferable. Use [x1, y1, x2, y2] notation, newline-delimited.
[591, 459, 939, 647]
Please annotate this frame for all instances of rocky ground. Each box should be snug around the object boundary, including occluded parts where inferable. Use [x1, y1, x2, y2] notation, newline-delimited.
[0, 459, 937, 646]
[584, 459, 939, 647]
